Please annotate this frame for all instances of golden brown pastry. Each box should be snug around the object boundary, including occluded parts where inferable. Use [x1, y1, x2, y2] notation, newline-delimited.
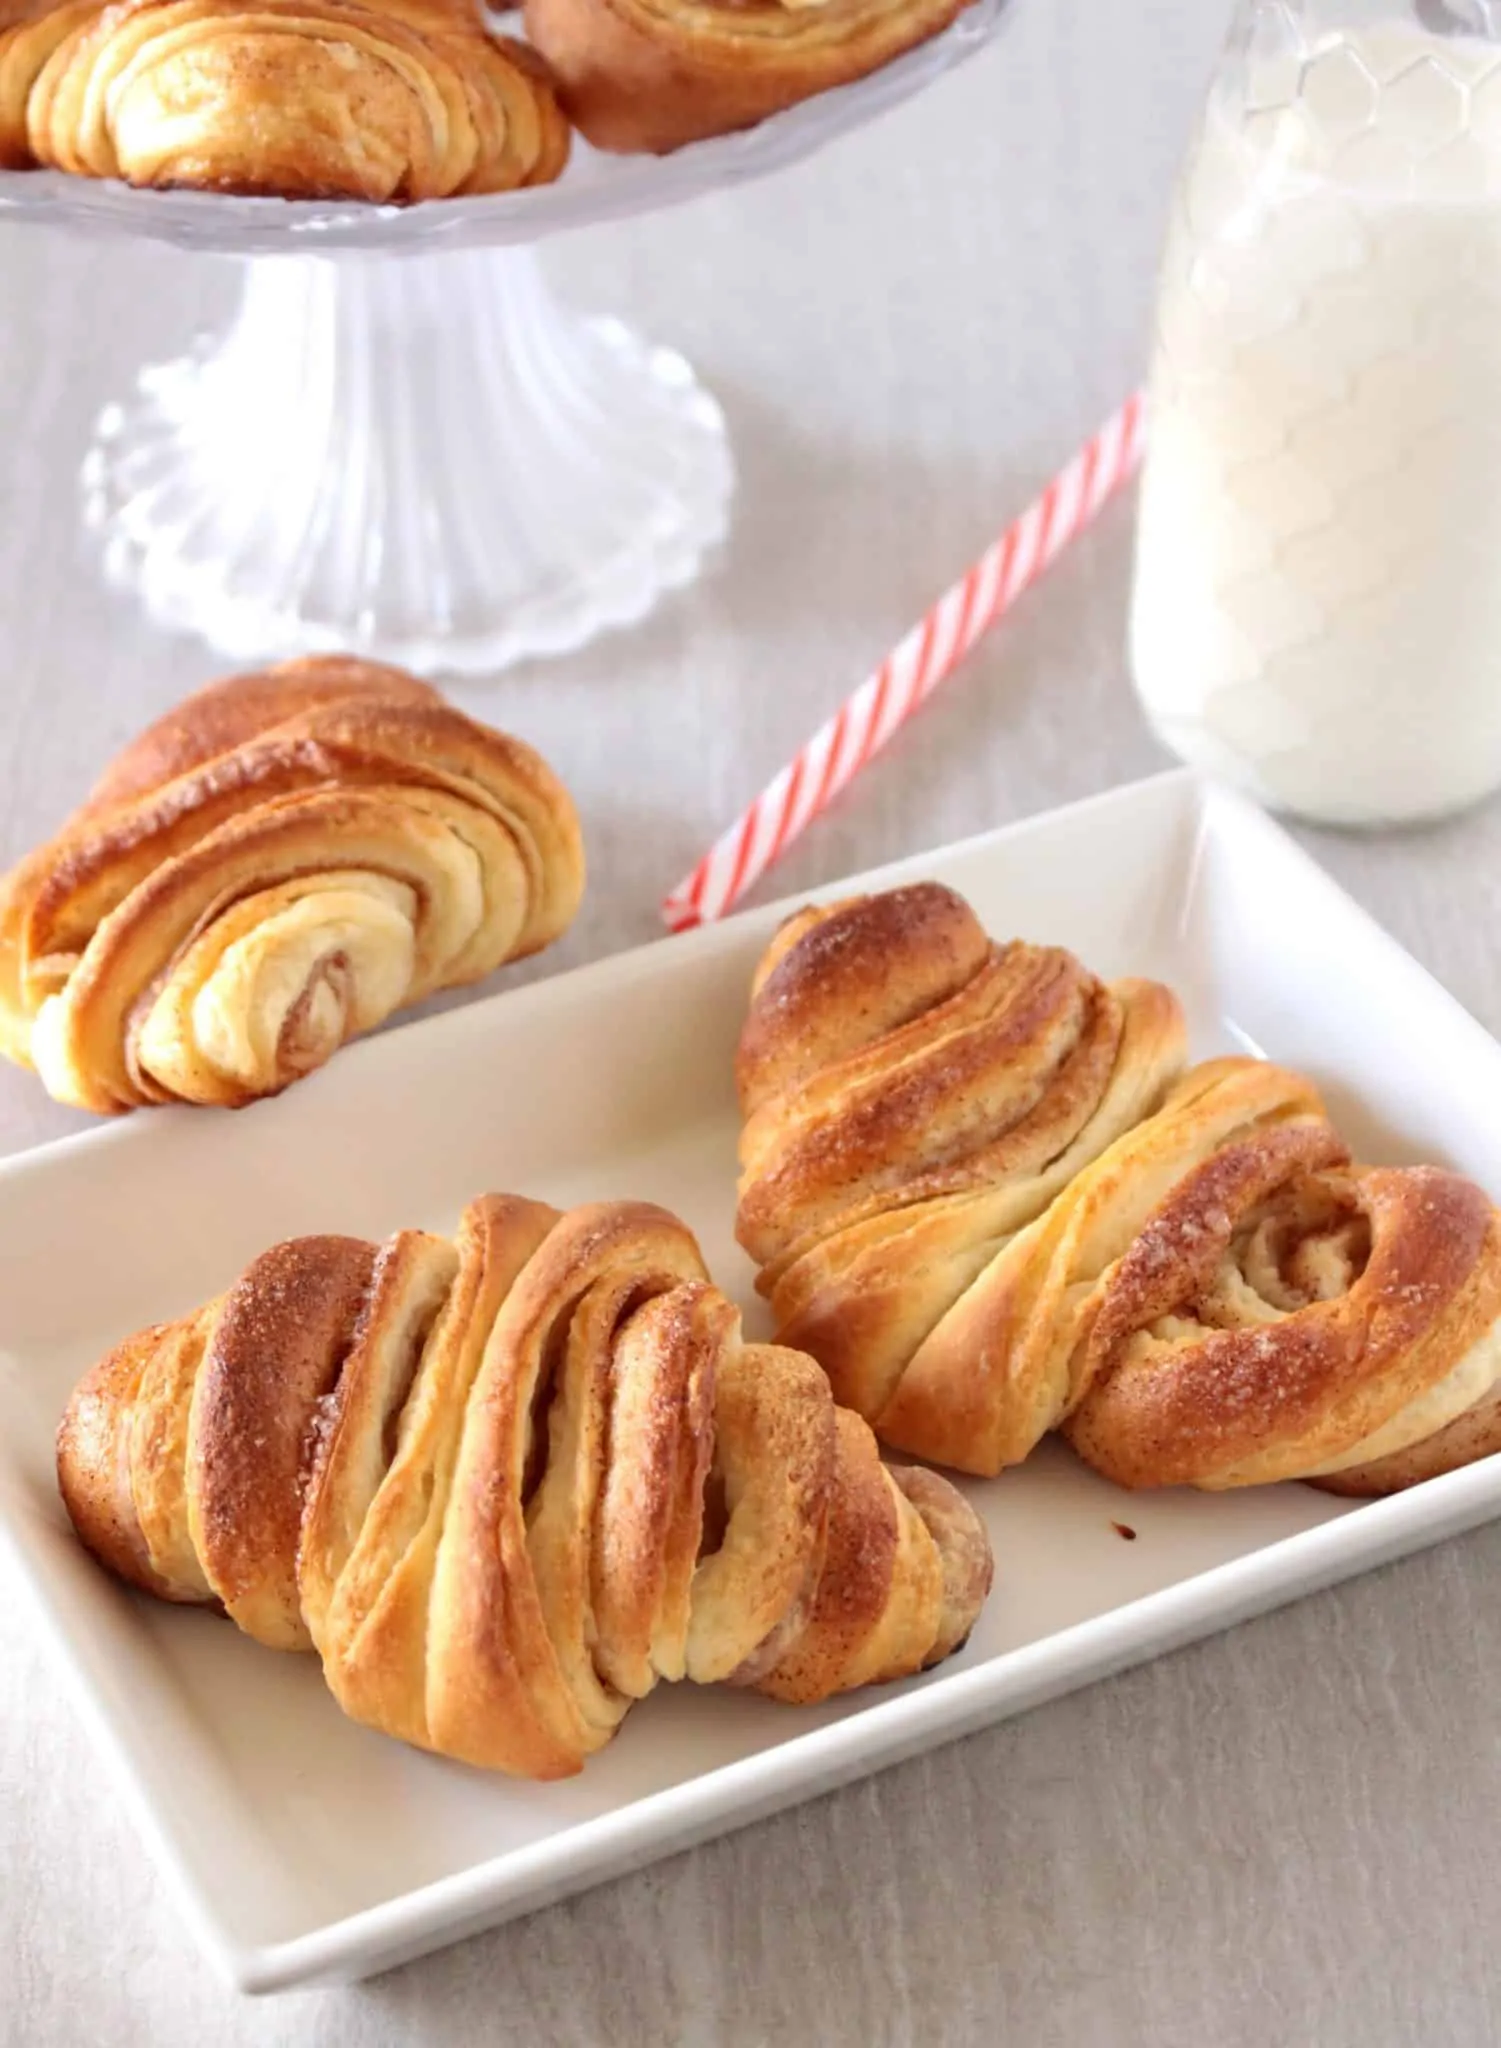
[0, 655, 584, 1111]
[735, 881, 1501, 1497]
[57, 1196, 993, 1777]
[735, 882, 1188, 1462]
[1062, 1086, 1501, 1497]
[524, 0, 974, 154]
[863, 1057, 1333, 1475]
[0, 0, 92, 166]
[2, 0, 569, 199]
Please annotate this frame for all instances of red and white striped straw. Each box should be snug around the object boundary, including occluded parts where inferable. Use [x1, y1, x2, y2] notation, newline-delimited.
[662, 389, 1148, 932]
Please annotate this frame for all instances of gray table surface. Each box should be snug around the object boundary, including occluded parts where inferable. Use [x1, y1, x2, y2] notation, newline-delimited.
[6, 2, 1501, 2041]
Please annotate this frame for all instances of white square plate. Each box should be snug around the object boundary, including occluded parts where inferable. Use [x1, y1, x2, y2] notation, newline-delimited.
[7, 768, 1501, 1994]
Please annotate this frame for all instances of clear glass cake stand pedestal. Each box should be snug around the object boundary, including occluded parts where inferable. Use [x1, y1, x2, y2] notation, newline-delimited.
[0, 2, 1008, 677]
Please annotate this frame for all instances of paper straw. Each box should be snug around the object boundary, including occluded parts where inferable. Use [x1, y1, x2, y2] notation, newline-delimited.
[662, 390, 1148, 931]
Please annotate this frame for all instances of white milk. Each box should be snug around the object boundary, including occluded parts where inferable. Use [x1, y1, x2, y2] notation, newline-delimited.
[1131, 20, 1501, 824]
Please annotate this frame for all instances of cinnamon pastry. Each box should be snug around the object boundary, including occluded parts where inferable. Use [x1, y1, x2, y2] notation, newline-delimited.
[56, 1196, 993, 1776]
[524, 0, 974, 153]
[3, 0, 569, 199]
[0, 0, 92, 166]
[735, 882, 1501, 1496]
[735, 882, 1187, 1460]
[1062, 1094, 1501, 1497]
[866, 1057, 1333, 1475]
[0, 655, 584, 1111]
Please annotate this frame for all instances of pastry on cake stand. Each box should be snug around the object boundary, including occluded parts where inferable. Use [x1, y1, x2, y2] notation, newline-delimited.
[0, 2, 1010, 677]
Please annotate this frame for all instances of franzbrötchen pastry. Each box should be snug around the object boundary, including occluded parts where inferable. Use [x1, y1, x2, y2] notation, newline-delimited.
[736, 881, 1186, 1467]
[0, 654, 584, 1110]
[57, 1195, 994, 1776]
[1, 0, 569, 198]
[735, 882, 1501, 1497]
[524, 0, 975, 153]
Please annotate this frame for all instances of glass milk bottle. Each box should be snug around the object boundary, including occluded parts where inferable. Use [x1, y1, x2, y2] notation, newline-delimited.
[1131, 0, 1501, 825]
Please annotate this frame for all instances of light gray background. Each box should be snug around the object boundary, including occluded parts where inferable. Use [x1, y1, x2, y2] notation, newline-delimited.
[6, 2, 1501, 2041]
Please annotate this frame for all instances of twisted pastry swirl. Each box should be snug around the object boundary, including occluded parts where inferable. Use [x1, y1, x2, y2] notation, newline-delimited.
[1061, 1067, 1501, 1495]
[737, 883, 1501, 1493]
[524, 0, 975, 154]
[735, 882, 1187, 1465]
[1, 0, 569, 198]
[0, 656, 584, 1111]
[57, 1197, 992, 1777]
[0, 0, 92, 165]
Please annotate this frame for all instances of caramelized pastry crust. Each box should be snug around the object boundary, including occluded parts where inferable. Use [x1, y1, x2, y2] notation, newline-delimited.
[525, 0, 975, 153]
[736, 882, 1187, 1468]
[2, 0, 569, 198]
[1063, 1109, 1501, 1496]
[57, 1196, 993, 1776]
[735, 882, 1501, 1497]
[0, 654, 584, 1110]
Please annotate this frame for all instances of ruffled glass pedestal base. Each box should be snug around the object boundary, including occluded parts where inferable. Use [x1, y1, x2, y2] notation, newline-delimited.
[81, 247, 733, 676]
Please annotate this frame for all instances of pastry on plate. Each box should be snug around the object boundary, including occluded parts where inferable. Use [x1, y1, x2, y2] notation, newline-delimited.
[735, 881, 1187, 1463]
[0, 654, 584, 1111]
[524, 0, 974, 153]
[2, 0, 570, 199]
[1061, 1070, 1501, 1497]
[864, 1055, 1333, 1476]
[886, 1050, 1501, 1495]
[877, 1049, 1501, 1492]
[734, 881, 1501, 1495]
[57, 1195, 993, 1777]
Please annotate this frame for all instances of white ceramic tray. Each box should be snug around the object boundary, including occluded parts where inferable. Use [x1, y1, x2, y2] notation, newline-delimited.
[8, 768, 1501, 1995]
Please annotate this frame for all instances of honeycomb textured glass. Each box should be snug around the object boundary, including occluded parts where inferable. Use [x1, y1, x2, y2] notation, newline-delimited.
[1131, 0, 1501, 824]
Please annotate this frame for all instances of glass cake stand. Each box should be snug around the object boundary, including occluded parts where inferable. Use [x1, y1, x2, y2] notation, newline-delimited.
[0, 2, 1009, 676]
